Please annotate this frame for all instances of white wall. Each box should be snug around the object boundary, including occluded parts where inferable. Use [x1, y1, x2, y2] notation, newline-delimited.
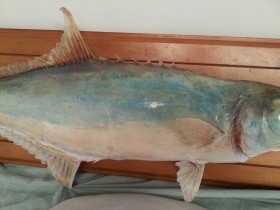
[0, 0, 280, 38]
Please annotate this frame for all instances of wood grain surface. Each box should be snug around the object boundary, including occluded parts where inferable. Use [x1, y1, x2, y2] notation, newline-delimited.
[1, 29, 280, 188]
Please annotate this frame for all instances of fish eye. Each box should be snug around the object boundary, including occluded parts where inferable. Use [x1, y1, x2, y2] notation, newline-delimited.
[266, 98, 280, 137]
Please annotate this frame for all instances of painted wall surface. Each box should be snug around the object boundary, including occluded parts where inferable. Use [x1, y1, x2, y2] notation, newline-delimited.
[0, 0, 280, 38]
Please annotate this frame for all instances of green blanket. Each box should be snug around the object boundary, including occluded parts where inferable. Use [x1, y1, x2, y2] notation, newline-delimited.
[0, 164, 279, 210]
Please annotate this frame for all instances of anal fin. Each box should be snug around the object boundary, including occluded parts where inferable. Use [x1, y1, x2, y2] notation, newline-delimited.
[176, 161, 205, 202]
[38, 148, 80, 188]
[0, 126, 80, 188]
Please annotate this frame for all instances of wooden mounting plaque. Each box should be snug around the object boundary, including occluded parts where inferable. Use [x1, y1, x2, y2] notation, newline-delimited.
[1, 29, 280, 188]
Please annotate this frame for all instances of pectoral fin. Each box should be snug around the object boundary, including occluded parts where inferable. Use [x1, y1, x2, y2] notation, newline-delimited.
[176, 161, 205, 202]
[175, 118, 224, 148]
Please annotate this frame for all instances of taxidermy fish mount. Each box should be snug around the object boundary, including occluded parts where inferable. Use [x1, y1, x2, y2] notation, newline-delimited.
[1, 8, 280, 202]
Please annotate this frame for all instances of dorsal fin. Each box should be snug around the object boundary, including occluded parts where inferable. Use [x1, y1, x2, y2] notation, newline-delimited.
[0, 7, 95, 79]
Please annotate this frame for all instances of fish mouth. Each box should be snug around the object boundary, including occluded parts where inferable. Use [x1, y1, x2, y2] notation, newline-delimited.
[263, 95, 280, 144]
[262, 109, 280, 147]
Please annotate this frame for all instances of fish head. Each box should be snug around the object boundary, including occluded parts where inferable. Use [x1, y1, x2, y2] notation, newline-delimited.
[239, 91, 280, 158]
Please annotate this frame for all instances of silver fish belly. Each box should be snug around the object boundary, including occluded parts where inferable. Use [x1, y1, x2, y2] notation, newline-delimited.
[1, 8, 280, 202]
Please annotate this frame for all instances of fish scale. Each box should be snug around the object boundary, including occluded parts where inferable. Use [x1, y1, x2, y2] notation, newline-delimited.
[0, 62, 248, 127]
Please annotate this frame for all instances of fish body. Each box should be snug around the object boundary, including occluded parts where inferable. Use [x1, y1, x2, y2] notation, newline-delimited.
[1, 8, 280, 202]
[0, 61, 274, 162]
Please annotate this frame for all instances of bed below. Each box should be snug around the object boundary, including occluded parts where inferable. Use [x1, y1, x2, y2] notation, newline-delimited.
[0, 164, 280, 210]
